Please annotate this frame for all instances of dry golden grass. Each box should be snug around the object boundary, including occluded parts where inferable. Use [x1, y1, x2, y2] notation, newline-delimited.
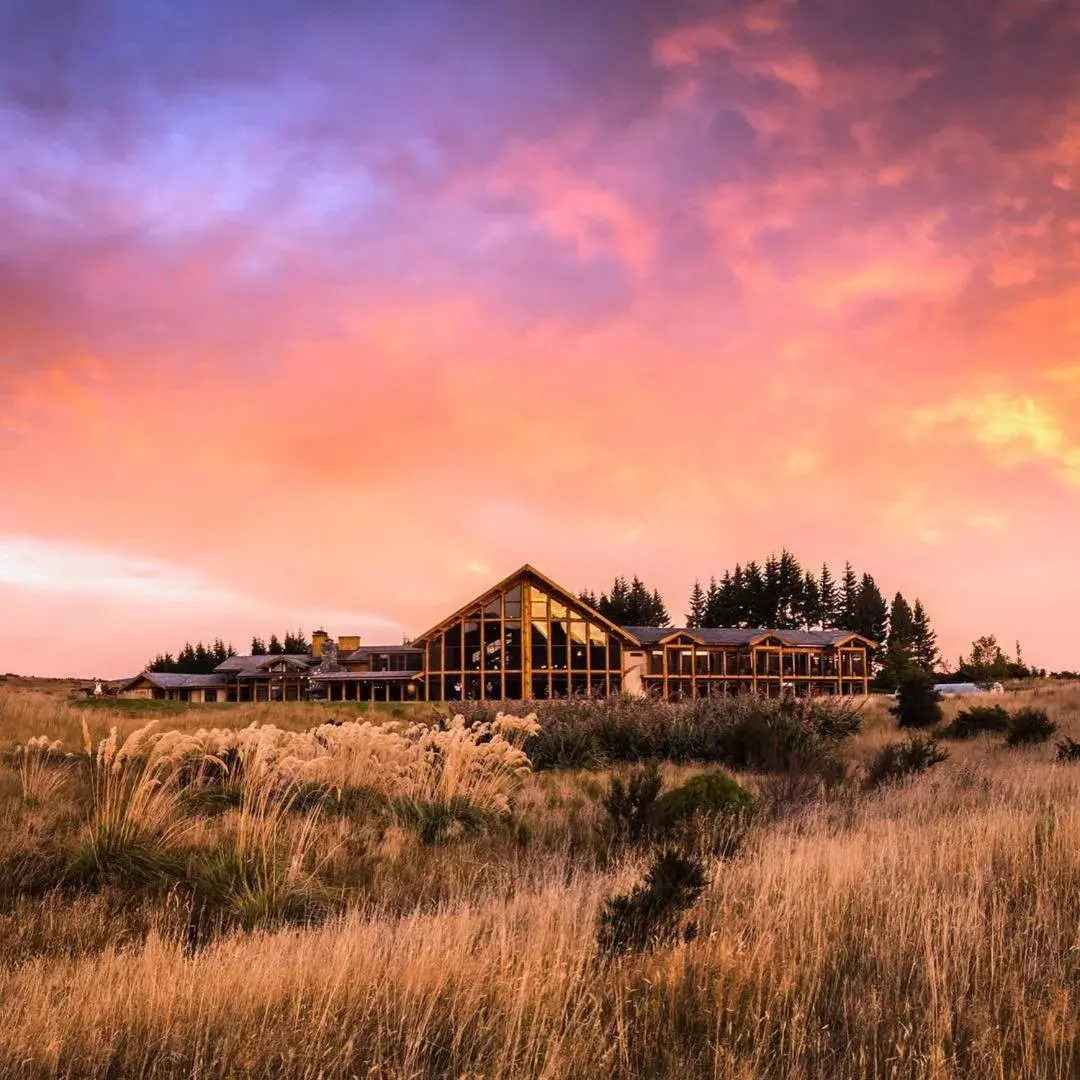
[1, 683, 1080, 1078]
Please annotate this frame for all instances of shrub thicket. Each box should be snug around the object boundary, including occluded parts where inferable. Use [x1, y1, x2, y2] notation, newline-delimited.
[602, 766, 754, 848]
[941, 704, 1011, 740]
[596, 849, 708, 954]
[1005, 707, 1057, 747]
[457, 696, 861, 774]
[1055, 736, 1080, 762]
[865, 735, 948, 790]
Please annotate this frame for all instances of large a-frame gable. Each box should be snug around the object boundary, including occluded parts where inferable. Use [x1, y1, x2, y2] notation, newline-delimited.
[412, 564, 640, 645]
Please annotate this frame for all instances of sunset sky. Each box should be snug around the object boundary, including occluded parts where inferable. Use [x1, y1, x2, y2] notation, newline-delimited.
[2, 0, 1079, 677]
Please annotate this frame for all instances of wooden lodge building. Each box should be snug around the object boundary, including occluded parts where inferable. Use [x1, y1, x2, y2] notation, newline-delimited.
[122, 565, 874, 704]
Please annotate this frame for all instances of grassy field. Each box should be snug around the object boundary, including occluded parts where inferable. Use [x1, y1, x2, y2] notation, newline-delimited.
[1, 682, 1079, 1078]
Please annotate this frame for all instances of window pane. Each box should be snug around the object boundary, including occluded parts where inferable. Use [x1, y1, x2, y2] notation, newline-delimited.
[695, 651, 709, 675]
[588, 626, 607, 670]
[570, 673, 588, 697]
[504, 621, 522, 670]
[551, 673, 569, 698]
[550, 599, 568, 619]
[483, 596, 501, 617]
[608, 639, 622, 671]
[482, 674, 502, 699]
[465, 674, 482, 699]
[464, 621, 481, 671]
[483, 620, 503, 670]
[649, 649, 664, 676]
[504, 673, 522, 699]
[531, 589, 549, 620]
[427, 637, 442, 672]
[531, 622, 549, 669]
[531, 673, 549, 699]
[570, 622, 588, 670]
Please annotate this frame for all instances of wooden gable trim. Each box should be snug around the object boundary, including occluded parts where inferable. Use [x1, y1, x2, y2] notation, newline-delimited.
[412, 564, 641, 646]
[656, 631, 707, 646]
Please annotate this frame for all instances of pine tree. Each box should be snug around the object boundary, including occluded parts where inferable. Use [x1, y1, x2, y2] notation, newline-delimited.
[283, 629, 309, 654]
[762, 554, 782, 628]
[649, 588, 671, 628]
[729, 565, 746, 626]
[703, 576, 721, 627]
[776, 549, 804, 628]
[882, 593, 916, 687]
[686, 580, 707, 628]
[579, 589, 600, 610]
[819, 564, 839, 629]
[801, 570, 822, 629]
[839, 563, 859, 631]
[743, 562, 766, 627]
[853, 574, 889, 645]
[911, 601, 938, 673]
[267, 634, 284, 655]
[251, 636, 267, 656]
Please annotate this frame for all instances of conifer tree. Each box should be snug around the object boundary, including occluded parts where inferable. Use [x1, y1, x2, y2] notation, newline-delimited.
[579, 589, 600, 610]
[819, 564, 839, 628]
[703, 576, 721, 627]
[686, 580, 707, 628]
[743, 562, 766, 627]
[729, 565, 746, 626]
[649, 588, 671, 628]
[882, 593, 916, 687]
[853, 573, 889, 645]
[911, 600, 939, 673]
[840, 563, 859, 631]
[267, 634, 284, 655]
[776, 549, 804, 628]
[801, 570, 822, 629]
[251, 636, 267, 656]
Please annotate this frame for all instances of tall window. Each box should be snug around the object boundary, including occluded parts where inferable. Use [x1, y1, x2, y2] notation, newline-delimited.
[417, 576, 628, 701]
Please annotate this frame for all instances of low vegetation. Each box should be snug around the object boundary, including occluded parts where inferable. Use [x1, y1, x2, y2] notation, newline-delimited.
[1, 681, 1079, 1078]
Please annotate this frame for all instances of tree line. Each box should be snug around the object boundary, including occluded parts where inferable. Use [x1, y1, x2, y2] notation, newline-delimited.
[148, 629, 311, 673]
[583, 551, 941, 688]
[148, 639, 236, 674]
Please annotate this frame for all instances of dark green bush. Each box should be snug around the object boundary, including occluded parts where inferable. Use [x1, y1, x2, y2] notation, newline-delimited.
[865, 735, 948, 790]
[602, 764, 663, 844]
[890, 671, 943, 729]
[652, 771, 754, 832]
[596, 849, 707, 954]
[1005, 707, 1058, 747]
[1055, 736, 1080, 762]
[941, 704, 1011, 740]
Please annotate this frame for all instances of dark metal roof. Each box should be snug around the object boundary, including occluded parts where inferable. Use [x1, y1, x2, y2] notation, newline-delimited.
[214, 654, 315, 674]
[126, 672, 230, 690]
[344, 645, 424, 662]
[622, 626, 866, 647]
[316, 671, 423, 681]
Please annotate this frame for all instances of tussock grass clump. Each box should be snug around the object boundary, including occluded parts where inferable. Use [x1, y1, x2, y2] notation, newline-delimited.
[14, 735, 71, 804]
[865, 734, 948, 790]
[71, 721, 191, 885]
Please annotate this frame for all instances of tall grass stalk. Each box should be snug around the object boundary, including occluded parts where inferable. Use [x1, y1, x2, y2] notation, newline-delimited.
[74, 720, 191, 882]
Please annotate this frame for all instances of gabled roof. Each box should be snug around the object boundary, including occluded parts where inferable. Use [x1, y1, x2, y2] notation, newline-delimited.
[214, 654, 314, 674]
[624, 626, 877, 648]
[345, 644, 424, 662]
[412, 564, 641, 645]
[123, 672, 230, 691]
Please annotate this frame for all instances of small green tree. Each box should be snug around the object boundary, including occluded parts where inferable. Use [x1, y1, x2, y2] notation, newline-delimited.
[891, 669, 943, 728]
[686, 580, 707, 628]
